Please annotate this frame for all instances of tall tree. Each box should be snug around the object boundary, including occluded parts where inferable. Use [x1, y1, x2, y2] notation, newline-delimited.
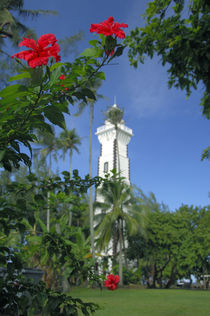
[75, 78, 103, 261]
[125, 0, 210, 118]
[57, 128, 81, 226]
[38, 129, 58, 231]
[95, 172, 138, 286]
[57, 128, 81, 177]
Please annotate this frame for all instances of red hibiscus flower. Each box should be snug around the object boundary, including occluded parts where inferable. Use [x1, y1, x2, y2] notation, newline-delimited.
[104, 274, 120, 290]
[11, 34, 61, 68]
[90, 16, 128, 39]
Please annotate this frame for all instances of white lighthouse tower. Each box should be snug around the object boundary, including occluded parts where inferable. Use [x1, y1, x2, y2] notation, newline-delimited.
[94, 102, 133, 270]
[95, 103, 133, 182]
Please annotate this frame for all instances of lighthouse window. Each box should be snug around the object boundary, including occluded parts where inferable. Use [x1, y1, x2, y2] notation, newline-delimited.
[104, 162, 108, 173]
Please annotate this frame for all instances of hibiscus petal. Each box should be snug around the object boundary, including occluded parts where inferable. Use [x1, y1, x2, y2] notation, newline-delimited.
[11, 49, 35, 61]
[114, 275, 120, 283]
[107, 274, 114, 281]
[28, 56, 49, 68]
[38, 34, 57, 49]
[106, 16, 114, 25]
[108, 283, 117, 290]
[89, 24, 100, 33]
[48, 43, 60, 57]
[19, 38, 37, 50]
[117, 23, 128, 28]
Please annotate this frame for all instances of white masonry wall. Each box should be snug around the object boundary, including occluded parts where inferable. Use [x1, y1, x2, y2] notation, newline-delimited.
[96, 120, 133, 183]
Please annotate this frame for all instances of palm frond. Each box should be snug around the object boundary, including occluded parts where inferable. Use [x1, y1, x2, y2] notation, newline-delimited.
[18, 9, 58, 18]
[58, 32, 83, 57]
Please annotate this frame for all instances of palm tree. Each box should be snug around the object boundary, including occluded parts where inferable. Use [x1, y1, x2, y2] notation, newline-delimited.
[57, 128, 81, 178]
[57, 128, 81, 226]
[95, 172, 138, 286]
[104, 105, 124, 174]
[75, 78, 103, 261]
[37, 129, 58, 232]
[0, 0, 57, 46]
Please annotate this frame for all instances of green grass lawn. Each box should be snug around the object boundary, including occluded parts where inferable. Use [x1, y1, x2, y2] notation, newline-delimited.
[70, 287, 210, 316]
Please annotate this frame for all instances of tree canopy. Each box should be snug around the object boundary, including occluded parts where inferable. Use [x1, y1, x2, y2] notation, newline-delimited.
[125, 0, 210, 118]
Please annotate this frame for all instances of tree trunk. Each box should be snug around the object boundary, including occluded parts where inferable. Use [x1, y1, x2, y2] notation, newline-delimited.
[122, 221, 128, 269]
[68, 150, 73, 226]
[47, 154, 51, 232]
[152, 263, 157, 288]
[165, 263, 177, 289]
[89, 102, 95, 260]
[69, 150, 72, 178]
[112, 223, 118, 266]
[118, 219, 123, 286]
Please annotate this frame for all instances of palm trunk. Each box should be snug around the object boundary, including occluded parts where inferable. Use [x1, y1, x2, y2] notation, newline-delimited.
[112, 223, 118, 266]
[69, 150, 72, 179]
[47, 153, 52, 232]
[118, 219, 123, 286]
[89, 102, 95, 260]
[122, 221, 128, 269]
[68, 150, 73, 226]
[47, 191, 50, 232]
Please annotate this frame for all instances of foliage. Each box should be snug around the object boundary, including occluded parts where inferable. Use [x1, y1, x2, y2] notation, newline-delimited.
[0, 0, 57, 46]
[95, 171, 138, 285]
[127, 197, 210, 288]
[0, 15, 127, 314]
[201, 146, 210, 161]
[0, 170, 104, 314]
[57, 128, 81, 175]
[95, 171, 138, 252]
[0, 272, 98, 315]
[125, 0, 210, 118]
[104, 105, 124, 127]
[112, 266, 141, 285]
[74, 76, 104, 261]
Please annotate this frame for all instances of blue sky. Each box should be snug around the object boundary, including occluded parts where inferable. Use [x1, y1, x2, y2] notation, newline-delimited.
[20, 0, 210, 211]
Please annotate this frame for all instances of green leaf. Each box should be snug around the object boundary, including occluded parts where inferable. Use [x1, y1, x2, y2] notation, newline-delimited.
[80, 47, 103, 58]
[43, 105, 65, 128]
[8, 72, 31, 82]
[0, 84, 28, 98]
[201, 147, 210, 161]
[89, 40, 100, 47]
[113, 46, 125, 57]
[108, 46, 125, 63]
[47, 65, 63, 88]
[34, 194, 44, 202]
[50, 62, 66, 71]
[97, 72, 106, 80]
[0, 150, 5, 161]
[10, 140, 20, 153]
[81, 88, 96, 100]
[99, 34, 106, 45]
